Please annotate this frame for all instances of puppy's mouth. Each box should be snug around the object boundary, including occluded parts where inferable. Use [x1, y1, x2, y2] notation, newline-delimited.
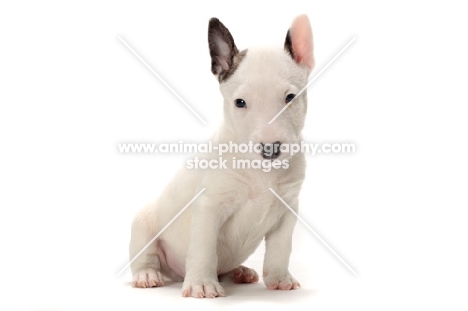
[259, 151, 293, 161]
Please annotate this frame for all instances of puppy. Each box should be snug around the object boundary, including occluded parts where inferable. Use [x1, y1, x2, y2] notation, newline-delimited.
[129, 15, 314, 298]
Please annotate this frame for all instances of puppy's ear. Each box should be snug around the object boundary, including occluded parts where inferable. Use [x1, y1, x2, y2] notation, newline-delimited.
[208, 18, 239, 80]
[284, 14, 315, 70]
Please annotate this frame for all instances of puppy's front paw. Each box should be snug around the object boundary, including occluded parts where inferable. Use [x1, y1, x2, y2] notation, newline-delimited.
[182, 278, 226, 298]
[263, 272, 300, 290]
[132, 268, 164, 288]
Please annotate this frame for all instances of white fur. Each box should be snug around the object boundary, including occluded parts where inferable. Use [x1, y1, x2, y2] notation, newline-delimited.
[129, 16, 313, 298]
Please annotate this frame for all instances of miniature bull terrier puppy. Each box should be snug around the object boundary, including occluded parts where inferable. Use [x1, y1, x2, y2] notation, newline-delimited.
[129, 14, 315, 298]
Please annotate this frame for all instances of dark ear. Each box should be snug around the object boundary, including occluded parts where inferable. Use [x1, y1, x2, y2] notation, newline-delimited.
[284, 15, 315, 70]
[208, 18, 239, 80]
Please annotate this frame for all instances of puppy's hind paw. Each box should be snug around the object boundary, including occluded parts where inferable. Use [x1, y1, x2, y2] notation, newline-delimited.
[230, 265, 259, 283]
[132, 268, 164, 288]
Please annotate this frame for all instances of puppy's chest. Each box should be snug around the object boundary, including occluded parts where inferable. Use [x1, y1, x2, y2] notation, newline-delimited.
[220, 169, 301, 237]
[218, 187, 284, 262]
[232, 172, 295, 226]
[235, 186, 283, 228]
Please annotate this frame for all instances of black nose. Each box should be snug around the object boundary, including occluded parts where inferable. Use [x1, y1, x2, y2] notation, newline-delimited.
[261, 141, 282, 159]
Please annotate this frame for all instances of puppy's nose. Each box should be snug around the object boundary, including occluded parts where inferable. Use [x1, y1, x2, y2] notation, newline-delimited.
[261, 141, 282, 159]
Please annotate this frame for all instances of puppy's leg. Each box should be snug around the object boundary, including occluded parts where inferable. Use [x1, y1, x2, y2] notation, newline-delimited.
[129, 206, 164, 288]
[263, 208, 300, 290]
[221, 265, 259, 283]
[181, 195, 231, 298]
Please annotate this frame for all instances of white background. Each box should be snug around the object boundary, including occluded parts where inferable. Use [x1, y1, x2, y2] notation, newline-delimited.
[1, 1, 467, 310]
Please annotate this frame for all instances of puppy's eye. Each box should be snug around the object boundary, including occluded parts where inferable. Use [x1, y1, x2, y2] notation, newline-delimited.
[285, 94, 296, 103]
[235, 99, 247, 108]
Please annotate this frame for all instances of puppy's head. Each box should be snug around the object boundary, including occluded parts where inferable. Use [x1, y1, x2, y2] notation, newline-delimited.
[208, 15, 314, 160]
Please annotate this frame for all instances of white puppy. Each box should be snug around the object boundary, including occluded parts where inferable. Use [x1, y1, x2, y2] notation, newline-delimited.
[129, 15, 315, 298]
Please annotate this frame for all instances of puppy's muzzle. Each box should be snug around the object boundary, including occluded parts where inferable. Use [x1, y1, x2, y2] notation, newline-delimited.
[261, 141, 282, 159]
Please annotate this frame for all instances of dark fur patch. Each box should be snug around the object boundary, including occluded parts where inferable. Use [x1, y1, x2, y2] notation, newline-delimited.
[218, 49, 247, 83]
[284, 29, 295, 60]
[208, 18, 245, 83]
